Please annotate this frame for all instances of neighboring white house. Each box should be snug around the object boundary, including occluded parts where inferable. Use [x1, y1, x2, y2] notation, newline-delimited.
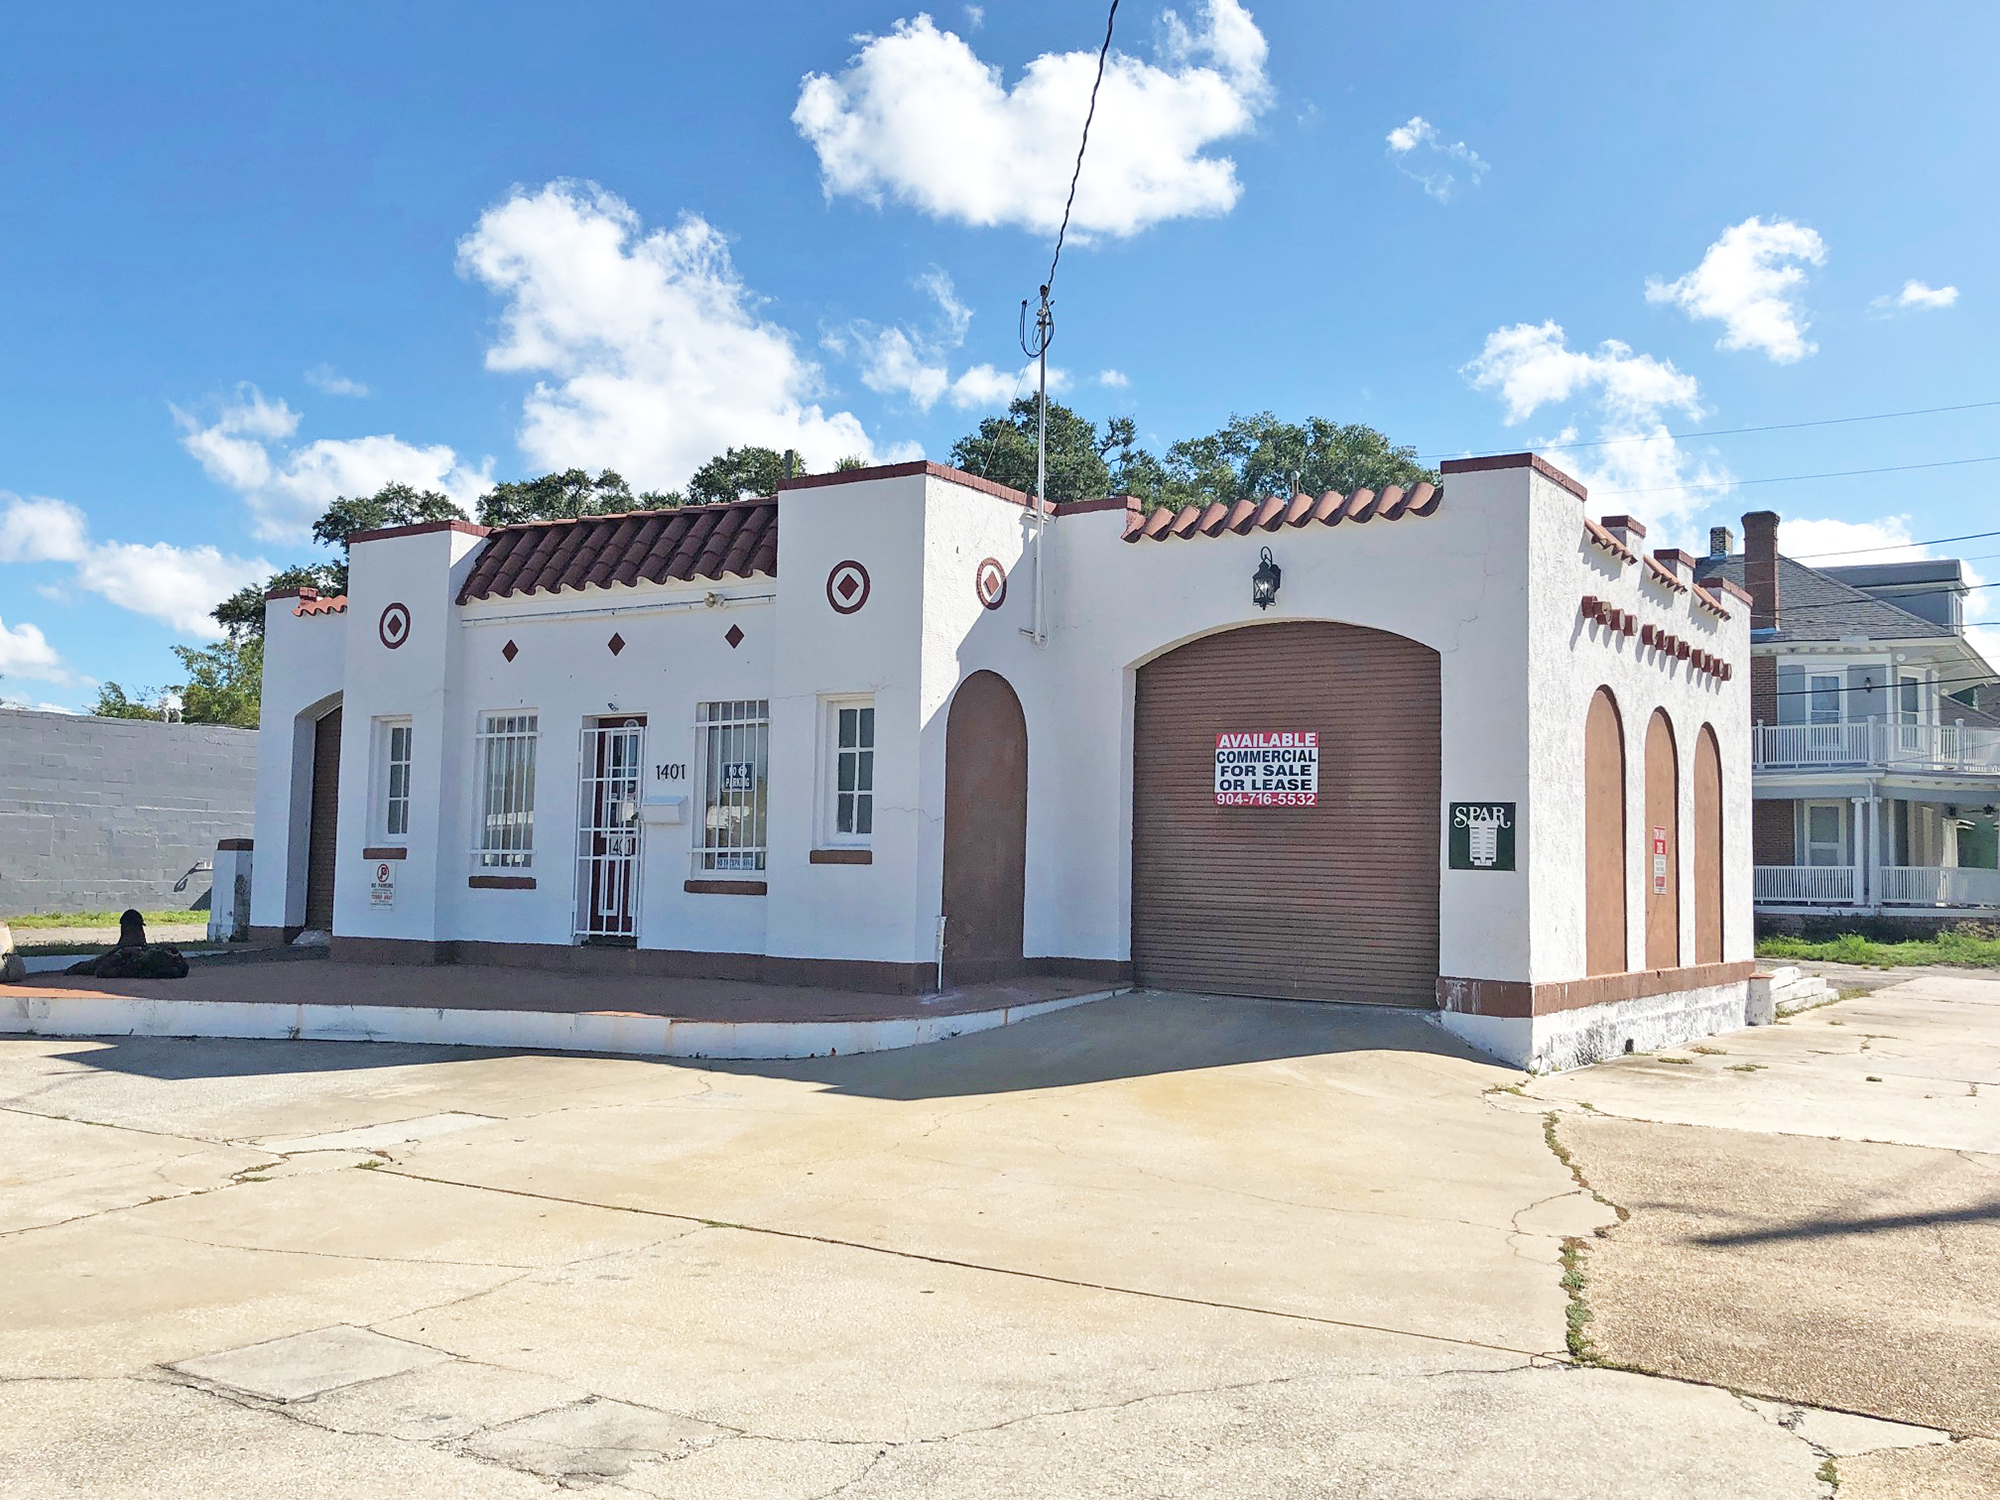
[1693, 513, 2000, 921]
[249, 453, 1753, 1070]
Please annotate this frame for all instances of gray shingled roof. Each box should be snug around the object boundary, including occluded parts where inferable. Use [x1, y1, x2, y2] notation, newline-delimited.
[1693, 554, 1956, 643]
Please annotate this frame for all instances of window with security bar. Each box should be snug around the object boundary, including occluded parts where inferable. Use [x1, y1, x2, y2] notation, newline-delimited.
[696, 700, 769, 871]
[474, 712, 538, 868]
[829, 699, 874, 843]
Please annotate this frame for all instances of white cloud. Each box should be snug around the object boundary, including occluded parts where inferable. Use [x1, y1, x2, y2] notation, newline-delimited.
[794, 1, 1271, 239]
[0, 617, 68, 685]
[1462, 322, 1727, 531]
[963, 4, 984, 29]
[1775, 515, 1920, 565]
[458, 182, 876, 487]
[1462, 322, 1701, 426]
[1645, 217, 1827, 363]
[1384, 115, 1488, 202]
[1872, 279, 1959, 313]
[305, 364, 371, 397]
[831, 268, 1066, 413]
[0, 493, 267, 640]
[0, 494, 90, 563]
[1097, 368, 1131, 387]
[176, 385, 489, 541]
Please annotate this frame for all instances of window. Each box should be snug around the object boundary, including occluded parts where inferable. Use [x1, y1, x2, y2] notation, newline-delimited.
[828, 700, 875, 843]
[1804, 802, 1846, 868]
[375, 718, 413, 840]
[1808, 675, 1841, 725]
[1898, 674, 1923, 725]
[474, 712, 538, 868]
[696, 700, 768, 871]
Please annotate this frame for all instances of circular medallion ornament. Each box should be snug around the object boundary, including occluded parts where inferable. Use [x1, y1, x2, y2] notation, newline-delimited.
[974, 557, 1008, 610]
[378, 602, 412, 649]
[826, 559, 871, 615]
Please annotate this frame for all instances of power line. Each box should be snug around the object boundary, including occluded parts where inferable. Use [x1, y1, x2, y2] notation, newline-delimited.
[1764, 579, 2000, 614]
[1597, 454, 2000, 497]
[1046, 0, 1119, 294]
[1416, 397, 2000, 462]
[1794, 528, 2000, 560]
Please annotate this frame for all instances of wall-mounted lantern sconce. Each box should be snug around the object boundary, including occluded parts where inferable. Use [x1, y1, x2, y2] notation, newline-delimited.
[1251, 546, 1282, 611]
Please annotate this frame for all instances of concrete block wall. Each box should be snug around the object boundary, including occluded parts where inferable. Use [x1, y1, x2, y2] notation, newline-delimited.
[0, 708, 257, 915]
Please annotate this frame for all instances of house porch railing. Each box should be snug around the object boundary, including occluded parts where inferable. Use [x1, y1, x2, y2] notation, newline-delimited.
[1754, 863, 2000, 908]
[1753, 721, 2000, 775]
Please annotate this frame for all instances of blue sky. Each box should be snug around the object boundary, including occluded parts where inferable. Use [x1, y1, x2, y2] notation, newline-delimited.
[3, 1, 1994, 709]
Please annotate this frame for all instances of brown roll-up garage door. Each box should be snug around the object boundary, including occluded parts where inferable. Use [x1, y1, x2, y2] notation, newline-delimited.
[304, 706, 342, 932]
[1132, 621, 1441, 1006]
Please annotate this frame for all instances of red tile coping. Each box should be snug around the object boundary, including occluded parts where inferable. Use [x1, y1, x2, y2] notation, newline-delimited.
[1599, 513, 1647, 538]
[1715, 577, 1754, 607]
[1438, 452, 1588, 500]
[1438, 961, 1758, 1018]
[1582, 517, 1635, 564]
[778, 459, 1038, 510]
[361, 846, 407, 861]
[458, 499, 778, 604]
[293, 593, 349, 617]
[1120, 482, 1440, 544]
[1689, 582, 1731, 619]
[348, 518, 492, 546]
[1642, 555, 1689, 593]
[468, 874, 536, 890]
[685, 878, 768, 896]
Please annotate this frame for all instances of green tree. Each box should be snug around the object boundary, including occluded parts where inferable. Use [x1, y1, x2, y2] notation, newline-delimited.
[313, 481, 469, 581]
[91, 682, 161, 719]
[211, 562, 343, 641]
[475, 469, 634, 527]
[948, 398, 1117, 505]
[684, 446, 800, 506]
[170, 635, 263, 728]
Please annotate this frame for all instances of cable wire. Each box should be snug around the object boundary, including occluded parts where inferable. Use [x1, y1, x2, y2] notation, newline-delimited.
[1596, 454, 2000, 497]
[1415, 397, 2000, 461]
[1046, 0, 1119, 293]
[1794, 528, 2000, 560]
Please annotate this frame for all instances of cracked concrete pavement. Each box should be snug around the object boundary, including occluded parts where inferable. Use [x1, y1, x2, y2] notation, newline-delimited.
[0, 985, 1986, 1496]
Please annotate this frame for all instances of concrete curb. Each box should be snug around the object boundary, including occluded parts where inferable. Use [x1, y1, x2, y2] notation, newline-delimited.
[0, 986, 1128, 1060]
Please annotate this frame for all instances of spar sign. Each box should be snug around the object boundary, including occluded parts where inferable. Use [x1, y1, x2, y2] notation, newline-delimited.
[1214, 731, 1318, 807]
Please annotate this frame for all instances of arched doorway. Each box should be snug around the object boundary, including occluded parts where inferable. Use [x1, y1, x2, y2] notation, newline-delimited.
[1131, 621, 1441, 1005]
[304, 704, 343, 932]
[1693, 724, 1724, 964]
[1644, 709, 1681, 970]
[1584, 687, 1626, 975]
[941, 670, 1028, 986]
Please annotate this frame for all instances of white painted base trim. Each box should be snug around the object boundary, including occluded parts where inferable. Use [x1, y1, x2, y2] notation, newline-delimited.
[1436, 979, 1753, 1074]
[1, 987, 1127, 1061]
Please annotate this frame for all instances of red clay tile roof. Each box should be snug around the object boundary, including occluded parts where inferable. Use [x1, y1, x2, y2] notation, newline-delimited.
[457, 500, 778, 604]
[1119, 483, 1441, 543]
[290, 590, 348, 617]
[1642, 555, 1689, 593]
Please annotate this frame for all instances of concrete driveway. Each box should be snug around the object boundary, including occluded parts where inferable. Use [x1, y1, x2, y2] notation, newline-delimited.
[0, 986, 1986, 1497]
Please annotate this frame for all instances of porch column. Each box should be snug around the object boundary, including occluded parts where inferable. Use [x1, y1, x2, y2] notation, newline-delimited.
[1868, 792, 1886, 911]
[1848, 792, 1864, 912]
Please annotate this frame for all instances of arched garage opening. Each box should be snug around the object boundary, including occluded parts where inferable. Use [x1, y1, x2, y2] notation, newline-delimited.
[1131, 620, 1441, 1006]
[941, 670, 1028, 986]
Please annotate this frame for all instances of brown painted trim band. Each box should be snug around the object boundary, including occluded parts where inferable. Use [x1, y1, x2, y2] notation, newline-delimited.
[330, 936, 940, 994]
[808, 848, 873, 865]
[684, 879, 769, 896]
[1437, 960, 1759, 1019]
[468, 874, 536, 890]
[1439, 451, 1588, 500]
[216, 837, 254, 851]
[348, 518, 492, 545]
[362, 846, 408, 861]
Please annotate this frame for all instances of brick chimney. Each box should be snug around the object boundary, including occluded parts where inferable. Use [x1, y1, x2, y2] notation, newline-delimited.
[1708, 525, 1734, 559]
[1742, 511, 1780, 632]
[1742, 510, 1780, 727]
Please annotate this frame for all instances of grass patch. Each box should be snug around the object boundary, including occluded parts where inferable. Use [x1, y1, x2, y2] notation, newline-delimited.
[1656, 1056, 1694, 1065]
[4, 910, 201, 930]
[1817, 1456, 1839, 1491]
[1559, 1238, 1597, 1362]
[1757, 921, 2000, 970]
[1727, 1062, 1767, 1073]
[1691, 1044, 1727, 1055]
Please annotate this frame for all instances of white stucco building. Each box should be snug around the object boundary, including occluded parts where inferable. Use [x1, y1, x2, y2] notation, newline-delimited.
[250, 453, 1754, 1070]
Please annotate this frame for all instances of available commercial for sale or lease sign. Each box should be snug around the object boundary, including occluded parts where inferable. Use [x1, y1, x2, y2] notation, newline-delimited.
[244, 451, 1754, 1070]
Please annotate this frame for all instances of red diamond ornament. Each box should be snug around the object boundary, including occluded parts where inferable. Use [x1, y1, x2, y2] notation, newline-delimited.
[501, 639, 519, 662]
[607, 633, 626, 656]
[725, 624, 745, 649]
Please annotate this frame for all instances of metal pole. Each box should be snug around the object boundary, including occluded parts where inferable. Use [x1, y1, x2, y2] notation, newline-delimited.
[1028, 285, 1051, 646]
